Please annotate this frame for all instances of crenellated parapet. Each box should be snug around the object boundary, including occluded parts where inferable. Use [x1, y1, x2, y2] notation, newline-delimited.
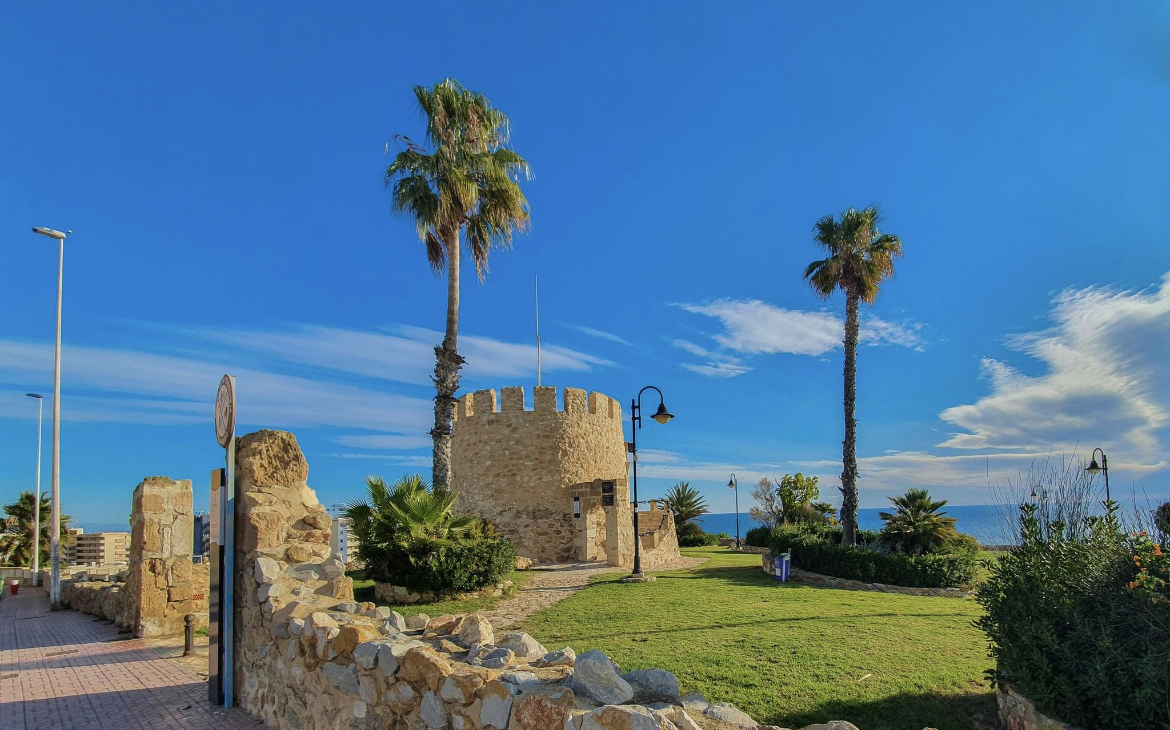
[454, 386, 622, 421]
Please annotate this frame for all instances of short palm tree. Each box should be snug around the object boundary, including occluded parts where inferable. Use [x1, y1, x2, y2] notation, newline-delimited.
[804, 206, 902, 546]
[664, 482, 710, 524]
[385, 79, 532, 492]
[345, 474, 476, 557]
[0, 491, 72, 567]
[877, 488, 958, 555]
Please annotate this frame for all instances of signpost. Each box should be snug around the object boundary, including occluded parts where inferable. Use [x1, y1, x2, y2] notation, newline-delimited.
[211, 375, 236, 708]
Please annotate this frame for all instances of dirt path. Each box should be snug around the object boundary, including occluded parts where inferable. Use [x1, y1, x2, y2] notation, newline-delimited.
[483, 556, 707, 628]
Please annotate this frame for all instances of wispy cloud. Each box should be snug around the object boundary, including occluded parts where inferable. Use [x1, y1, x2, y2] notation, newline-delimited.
[568, 325, 633, 347]
[938, 273, 1170, 464]
[680, 362, 752, 378]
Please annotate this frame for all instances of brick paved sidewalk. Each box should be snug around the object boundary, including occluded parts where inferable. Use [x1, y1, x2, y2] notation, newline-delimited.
[0, 586, 259, 730]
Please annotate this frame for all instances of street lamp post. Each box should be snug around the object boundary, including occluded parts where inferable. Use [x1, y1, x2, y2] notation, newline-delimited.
[727, 473, 740, 550]
[1085, 448, 1111, 505]
[26, 393, 44, 586]
[622, 385, 673, 583]
[32, 226, 69, 609]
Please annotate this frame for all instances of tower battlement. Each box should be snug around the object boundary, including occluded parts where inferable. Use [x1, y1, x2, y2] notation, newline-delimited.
[454, 386, 622, 421]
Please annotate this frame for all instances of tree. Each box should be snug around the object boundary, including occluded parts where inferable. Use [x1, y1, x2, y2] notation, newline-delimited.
[804, 207, 902, 545]
[877, 488, 958, 555]
[811, 502, 839, 525]
[663, 482, 709, 524]
[776, 473, 820, 520]
[0, 491, 73, 567]
[385, 79, 532, 491]
[749, 477, 783, 527]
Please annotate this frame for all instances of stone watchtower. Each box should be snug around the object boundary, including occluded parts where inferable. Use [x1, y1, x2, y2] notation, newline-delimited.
[451, 386, 634, 564]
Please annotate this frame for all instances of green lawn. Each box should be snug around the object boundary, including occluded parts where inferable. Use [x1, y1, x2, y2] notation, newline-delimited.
[520, 548, 995, 730]
[347, 569, 536, 616]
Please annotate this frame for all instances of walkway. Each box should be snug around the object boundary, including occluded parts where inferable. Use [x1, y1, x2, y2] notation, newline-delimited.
[0, 586, 258, 730]
[483, 556, 707, 628]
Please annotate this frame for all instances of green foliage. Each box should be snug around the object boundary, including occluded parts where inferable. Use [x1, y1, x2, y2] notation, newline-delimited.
[385, 78, 532, 280]
[676, 521, 721, 547]
[810, 502, 838, 525]
[345, 474, 514, 593]
[977, 503, 1170, 728]
[877, 488, 959, 555]
[744, 525, 773, 548]
[776, 473, 820, 519]
[664, 482, 709, 524]
[1154, 501, 1170, 539]
[768, 524, 976, 588]
[0, 491, 73, 567]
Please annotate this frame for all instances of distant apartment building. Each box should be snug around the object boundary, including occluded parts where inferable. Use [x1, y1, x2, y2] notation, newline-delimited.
[65, 531, 130, 565]
[193, 512, 211, 558]
[327, 513, 361, 565]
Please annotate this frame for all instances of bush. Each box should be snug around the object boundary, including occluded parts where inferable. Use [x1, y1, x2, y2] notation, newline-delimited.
[677, 521, 722, 547]
[977, 504, 1169, 728]
[745, 525, 772, 547]
[363, 536, 516, 594]
[768, 525, 977, 588]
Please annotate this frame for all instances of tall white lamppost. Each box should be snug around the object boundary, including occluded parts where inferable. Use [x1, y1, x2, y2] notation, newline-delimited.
[32, 226, 69, 609]
[26, 393, 45, 586]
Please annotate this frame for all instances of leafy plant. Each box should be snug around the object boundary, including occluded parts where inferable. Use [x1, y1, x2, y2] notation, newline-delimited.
[385, 79, 533, 491]
[977, 502, 1169, 728]
[664, 482, 709, 524]
[803, 207, 902, 545]
[744, 525, 773, 548]
[676, 521, 721, 547]
[0, 491, 73, 567]
[345, 474, 513, 593]
[877, 488, 959, 555]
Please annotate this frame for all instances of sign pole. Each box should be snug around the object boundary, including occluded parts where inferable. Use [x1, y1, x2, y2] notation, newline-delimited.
[213, 374, 237, 709]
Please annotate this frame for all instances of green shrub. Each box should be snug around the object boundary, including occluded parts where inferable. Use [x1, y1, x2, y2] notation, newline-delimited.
[768, 526, 977, 588]
[976, 504, 1169, 728]
[745, 525, 772, 547]
[677, 521, 721, 547]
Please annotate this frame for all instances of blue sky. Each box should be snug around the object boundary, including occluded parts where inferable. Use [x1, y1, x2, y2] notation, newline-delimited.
[2, 2, 1168, 529]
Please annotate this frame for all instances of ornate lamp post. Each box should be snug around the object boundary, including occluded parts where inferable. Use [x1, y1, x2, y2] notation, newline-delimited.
[727, 473, 740, 550]
[622, 385, 673, 583]
[1085, 448, 1110, 505]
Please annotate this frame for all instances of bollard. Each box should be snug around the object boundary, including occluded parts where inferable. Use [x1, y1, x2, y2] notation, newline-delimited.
[183, 614, 195, 656]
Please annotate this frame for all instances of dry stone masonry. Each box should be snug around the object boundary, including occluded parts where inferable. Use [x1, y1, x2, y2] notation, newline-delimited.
[450, 386, 681, 568]
[61, 475, 210, 637]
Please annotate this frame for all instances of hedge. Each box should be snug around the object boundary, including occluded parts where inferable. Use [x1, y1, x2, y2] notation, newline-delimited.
[768, 527, 977, 588]
[365, 537, 516, 594]
[744, 525, 772, 547]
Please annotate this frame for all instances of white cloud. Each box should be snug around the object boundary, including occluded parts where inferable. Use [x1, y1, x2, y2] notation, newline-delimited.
[680, 362, 752, 378]
[938, 273, 1170, 465]
[569, 325, 633, 347]
[333, 434, 433, 450]
[673, 339, 711, 357]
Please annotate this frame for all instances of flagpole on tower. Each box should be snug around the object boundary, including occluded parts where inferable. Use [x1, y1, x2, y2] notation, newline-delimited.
[535, 274, 542, 387]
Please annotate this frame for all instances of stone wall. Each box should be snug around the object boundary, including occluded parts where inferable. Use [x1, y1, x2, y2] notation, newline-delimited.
[230, 428, 794, 730]
[452, 386, 631, 564]
[125, 477, 210, 636]
[638, 501, 682, 570]
[760, 555, 974, 599]
[997, 681, 1081, 730]
[60, 476, 209, 636]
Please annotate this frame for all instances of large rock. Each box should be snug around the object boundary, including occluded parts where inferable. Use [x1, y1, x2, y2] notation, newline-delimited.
[625, 668, 680, 701]
[510, 686, 577, 730]
[421, 690, 448, 729]
[538, 647, 577, 667]
[254, 556, 281, 584]
[322, 662, 359, 694]
[236, 430, 309, 488]
[575, 705, 675, 730]
[400, 646, 454, 690]
[457, 614, 495, 646]
[796, 724, 859, 730]
[497, 632, 547, 660]
[477, 680, 514, 730]
[572, 649, 635, 705]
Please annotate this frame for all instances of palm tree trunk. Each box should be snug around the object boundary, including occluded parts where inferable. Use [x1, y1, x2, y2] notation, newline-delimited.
[431, 228, 465, 492]
[840, 288, 860, 546]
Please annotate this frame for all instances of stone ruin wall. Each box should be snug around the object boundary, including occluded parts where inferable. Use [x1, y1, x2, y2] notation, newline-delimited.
[449, 388, 673, 563]
[637, 500, 682, 570]
[61, 476, 209, 637]
[230, 428, 778, 730]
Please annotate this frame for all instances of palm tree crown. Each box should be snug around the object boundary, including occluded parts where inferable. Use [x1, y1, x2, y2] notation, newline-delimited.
[345, 474, 476, 555]
[878, 488, 958, 555]
[804, 206, 902, 304]
[664, 482, 710, 524]
[385, 78, 533, 492]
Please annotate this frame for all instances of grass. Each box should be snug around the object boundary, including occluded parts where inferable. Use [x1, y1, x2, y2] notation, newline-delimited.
[347, 568, 536, 616]
[519, 547, 996, 730]
[195, 626, 209, 637]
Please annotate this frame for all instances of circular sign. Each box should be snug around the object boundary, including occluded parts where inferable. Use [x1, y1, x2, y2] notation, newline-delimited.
[214, 375, 235, 447]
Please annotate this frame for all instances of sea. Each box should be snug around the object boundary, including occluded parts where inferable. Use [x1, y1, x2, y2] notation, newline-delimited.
[695, 504, 1013, 546]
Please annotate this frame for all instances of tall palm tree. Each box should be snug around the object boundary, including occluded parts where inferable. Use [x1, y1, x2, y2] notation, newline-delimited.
[0, 491, 72, 567]
[877, 488, 958, 555]
[664, 482, 710, 524]
[385, 79, 532, 491]
[804, 206, 902, 545]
